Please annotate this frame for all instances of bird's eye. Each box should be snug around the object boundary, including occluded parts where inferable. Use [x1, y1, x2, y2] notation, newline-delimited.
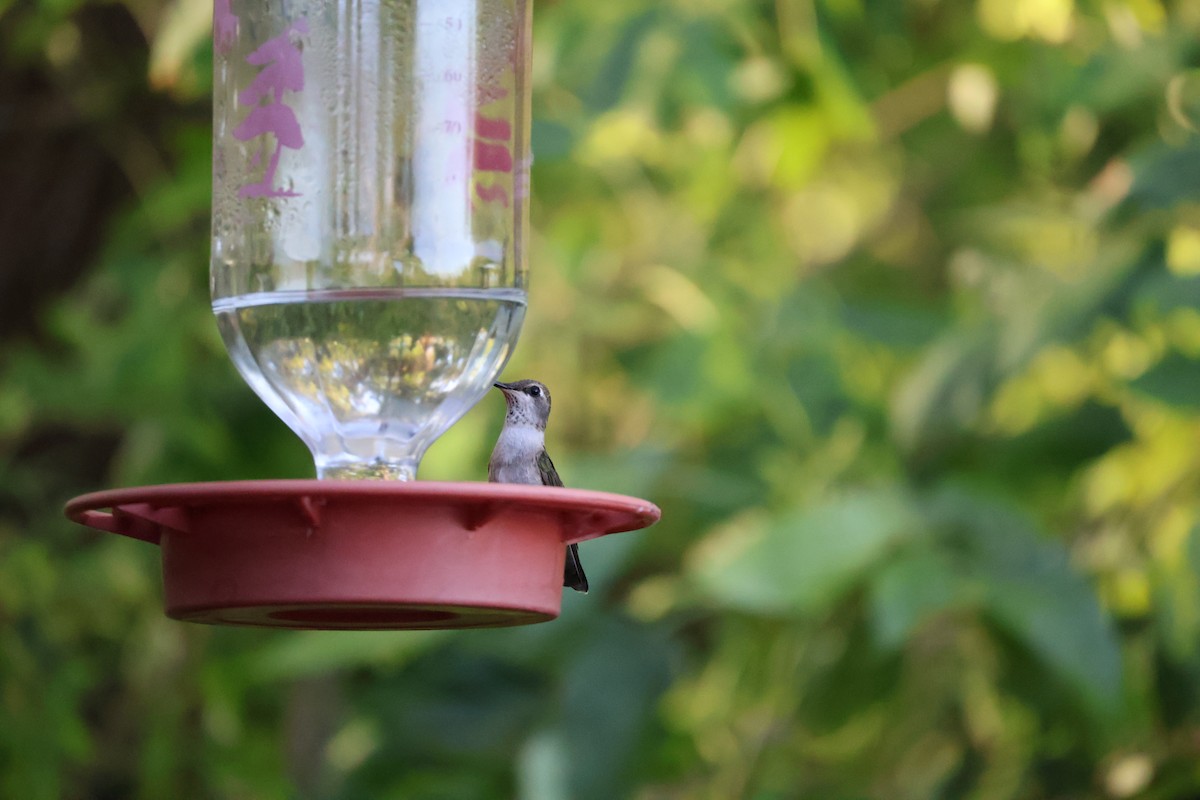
[528, 386, 541, 397]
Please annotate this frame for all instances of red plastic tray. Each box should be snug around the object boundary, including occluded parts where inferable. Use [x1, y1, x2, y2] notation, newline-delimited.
[65, 480, 660, 630]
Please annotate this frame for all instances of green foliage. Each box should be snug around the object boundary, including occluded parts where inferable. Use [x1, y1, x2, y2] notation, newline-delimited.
[6, 0, 1200, 797]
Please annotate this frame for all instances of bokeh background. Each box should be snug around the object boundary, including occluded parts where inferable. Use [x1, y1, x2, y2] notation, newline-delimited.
[5, 0, 1200, 797]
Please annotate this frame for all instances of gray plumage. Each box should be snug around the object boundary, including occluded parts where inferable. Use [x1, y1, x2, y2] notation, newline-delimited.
[489, 379, 588, 593]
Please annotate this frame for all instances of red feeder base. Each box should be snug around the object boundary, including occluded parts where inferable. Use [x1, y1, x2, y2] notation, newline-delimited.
[65, 480, 660, 630]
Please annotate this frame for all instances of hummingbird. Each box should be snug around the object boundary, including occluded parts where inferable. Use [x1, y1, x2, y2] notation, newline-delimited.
[489, 379, 588, 593]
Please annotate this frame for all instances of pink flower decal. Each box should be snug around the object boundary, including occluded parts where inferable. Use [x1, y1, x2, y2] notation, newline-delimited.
[213, 0, 238, 55]
[474, 110, 514, 206]
[234, 19, 309, 198]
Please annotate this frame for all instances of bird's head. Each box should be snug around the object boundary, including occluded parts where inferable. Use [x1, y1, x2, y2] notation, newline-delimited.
[494, 379, 552, 430]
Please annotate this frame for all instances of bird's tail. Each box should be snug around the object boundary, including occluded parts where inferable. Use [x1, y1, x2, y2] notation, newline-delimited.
[564, 543, 588, 593]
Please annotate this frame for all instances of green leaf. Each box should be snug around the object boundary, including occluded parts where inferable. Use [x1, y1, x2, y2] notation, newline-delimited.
[928, 487, 1122, 717]
[1125, 142, 1200, 212]
[868, 545, 961, 649]
[561, 619, 676, 800]
[1133, 272, 1200, 315]
[691, 489, 920, 615]
[1129, 352, 1200, 409]
[531, 120, 575, 161]
[240, 630, 447, 682]
[891, 326, 999, 455]
[584, 10, 658, 112]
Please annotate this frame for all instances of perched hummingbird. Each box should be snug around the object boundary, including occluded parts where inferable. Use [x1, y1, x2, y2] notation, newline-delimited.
[489, 379, 588, 593]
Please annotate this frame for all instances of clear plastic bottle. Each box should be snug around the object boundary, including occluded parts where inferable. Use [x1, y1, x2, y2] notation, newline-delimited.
[211, 0, 532, 480]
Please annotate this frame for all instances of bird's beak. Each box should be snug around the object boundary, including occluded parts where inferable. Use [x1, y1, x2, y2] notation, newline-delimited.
[494, 381, 515, 391]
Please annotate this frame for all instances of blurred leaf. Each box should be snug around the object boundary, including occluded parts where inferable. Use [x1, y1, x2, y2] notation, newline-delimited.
[147, 0, 211, 93]
[691, 489, 920, 615]
[869, 545, 961, 649]
[991, 400, 1133, 477]
[1129, 352, 1200, 409]
[891, 326, 999, 455]
[799, 620, 902, 734]
[840, 301, 945, 349]
[785, 352, 849, 436]
[353, 648, 545, 769]
[1132, 272, 1200, 316]
[928, 486, 1123, 717]
[583, 9, 658, 112]
[669, 18, 740, 114]
[239, 630, 447, 682]
[531, 120, 574, 161]
[895, 248, 1155, 461]
[563, 446, 671, 498]
[516, 729, 570, 800]
[1125, 142, 1200, 212]
[561, 619, 676, 800]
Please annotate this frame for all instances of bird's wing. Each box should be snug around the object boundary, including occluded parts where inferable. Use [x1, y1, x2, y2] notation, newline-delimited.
[537, 449, 564, 487]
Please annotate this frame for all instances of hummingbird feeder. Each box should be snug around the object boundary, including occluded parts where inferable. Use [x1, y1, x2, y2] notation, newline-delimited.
[65, 0, 659, 629]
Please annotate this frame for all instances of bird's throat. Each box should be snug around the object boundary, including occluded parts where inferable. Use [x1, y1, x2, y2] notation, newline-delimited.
[493, 425, 545, 462]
